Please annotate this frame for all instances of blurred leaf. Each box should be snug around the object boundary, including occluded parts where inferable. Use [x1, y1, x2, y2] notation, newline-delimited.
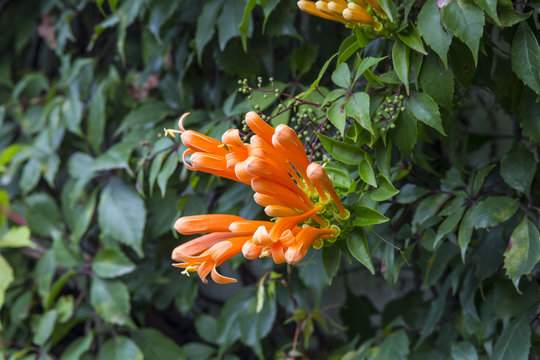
[442, 0, 484, 65]
[419, 55, 454, 110]
[0, 254, 14, 314]
[291, 43, 318, 76]
[217, 0, 247, 51]
[520, 89, 540, 143]
[182, 343, 216, 359]
[90, 277, 134, 327]
[378, 0, 397, 22]
[469, 196, 519, 229]
[92, 248, 136, 278]
[59, 333, 94, 360]
[148, 0, 178, 42]
[504, 216, 540, 289]
[0, 226, 34, 248]
[492, 314, 531, 360]
[370, 330, 409, 360]
[511, 22, 540, 94]
[322, 245, 340, 283]
[131, 328, 186, 359]
[450, 342, 478, 360]
[347, 230, 375, 274]
[239, 0, 256, 51]
[91, 141, 136, 173]
[98, 177, 146, 256]
[115, 101, 171, 134]
[316, 132, 363, 165]
[298, 250, 330, 297]
[97, 336, 143, 360]
[500, 143, 536, 194]
[87, 83, 106, 153]
[195, 314, 219, 345]
[25, 192, 64, 237]
[33, 309, 57, 346]
[157, 151, 178, 197]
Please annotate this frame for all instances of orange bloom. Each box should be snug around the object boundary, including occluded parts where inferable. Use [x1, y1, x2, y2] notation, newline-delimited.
[297, 0, 347, 23]
[307, 163, 349, 219]
[285, 226, 339, 264]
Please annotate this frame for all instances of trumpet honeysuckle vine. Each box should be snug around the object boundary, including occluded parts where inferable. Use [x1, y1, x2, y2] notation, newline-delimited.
[165, 112, 351, 284]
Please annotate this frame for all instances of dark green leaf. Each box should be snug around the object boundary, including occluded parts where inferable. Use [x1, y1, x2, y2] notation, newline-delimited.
[131, 328, 186, 359]
[344, 92, 372, 134]
[291, 43, 318, 76]
[520, 89, 540, 143]
[25, 192, 64, 237]
[347, 230, 375, 274]
[327, 97, 347, 136]
[451, 342, 478, 360]
[511, 22, 540, 95]
[59, 333, 94, 360]
[87, 82, 106, 153]
[98, 177, 146, 256]
[371, 174, 399, 201]
[442, 0, 485, 65]
[417, 0, 452, 67]
[392, 40, 410, 95]
[407, 91, 446, 135]
[492, 314, 531, 360]
[90, 277, 134, 327]
[391, 110, 417, 155]
[371, 330, 409, 360]
[500, 143, 536, 193]
[195, 0, 224, 64]
[331, 62, 351, 88]
[92, 248, 136, 278]
[353, 205, 390, 226]
[419, 55, 454, 110]
[316, 132, 363, 165]
[397, 21, 427, 55]
[354, 56, 386, 81]
[358, 155, 377, 187]
[469, 196, 519, 229]
[33, 309, 57, 346]
[97, 336, 143, 360]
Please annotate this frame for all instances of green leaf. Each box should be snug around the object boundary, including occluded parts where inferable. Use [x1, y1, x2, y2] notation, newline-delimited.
[20, 158, 40, 194]
[98, 177, 146, 256]
[419, 55, 454, 110]
[0, 226, 34, 248]
[412, 193, 449, 231]
[354, 56, 386, 81]
[344, 92, 372, 134]
[451, 342, 478, 360]
[492, 314, 531, 360]
[322, 245, 340, 283]
[371, 174, 399, 201]
[469, 196, 520, 229]
[91, 141, 136, 173]
[500, 143, 536, 193]
[391, 110, 417, 155]
[182, 343, 216, 360]
[157, 151, 178, 197]
[442, 0, 485, 65]
[316, 132, 363, 165]
[0, 254, 14, 313]
[90, 277, 134, 327]
[87, 83, 106, 153]
[511, 22, 540, 95]
[397, 21, 427, 55]
[417, 0, 452, 68]
[217, 0, 246, 51]
[371, 330, 410, 360]
[97, 336, 143, 360]
[25, 192, 64, 237]
[195, 314, 218, 345]
[33, 309, 57, 346]
[469, 163, 496, 196]
[458, 208, 474, 261]
[148, 0, 178, 42]
[195, 0, 224, 64]
[331, 62, 351, 88]
[407, 91, 446, 135]
[311, 53, 338, 89]
[353, 205, 390, 226]
[59, 333, 94, 360]
[473, 0, 498, 23]
[92, 248, 136, 278]
[327, 97, 347, 136]
[347, 230, 375, 274]
[392, 40, 410, 95]
[504, 216, 540, 289]
[131, 328, 186, 359]
[377, 0, 397, 23]
[497, 0, 532, 27]
[358, 156, 377, 187]
[520, 89, 540, 143]
[115, 101, 171, 134]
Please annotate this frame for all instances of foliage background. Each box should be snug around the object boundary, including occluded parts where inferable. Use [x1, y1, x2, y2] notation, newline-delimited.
[0, 0, 540, 359]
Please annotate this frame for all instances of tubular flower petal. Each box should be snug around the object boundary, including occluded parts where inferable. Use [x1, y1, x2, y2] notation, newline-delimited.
[225, 151, 248, 169]
[271, 242, 286, 264]
[316, 1, 342, 19]
[221, 129, 245, 147]
[272, 124, 316, 192]
[253, 226, 273, 246]
[229, 220, 274, 235]
[252, 177, 315, 212]
[278, 229, 296, 247]
[307, 163, 349, 219]
[174, 214, 246, 235]
[190, 153, 249, 183]
[285, 227, 339, 265]
[264, 205, 300, 218]
[342, 7, 375, 25]
[254, 193, 298, 209]
[245, 111, 275, 145]
[181, 130, 228, 156]
[242, 239, 262, 259]
[269, 205, 324, 243]
[172, 232, 238, 261]
[327, 1, 347, 16]
[297, 0, 344, 22]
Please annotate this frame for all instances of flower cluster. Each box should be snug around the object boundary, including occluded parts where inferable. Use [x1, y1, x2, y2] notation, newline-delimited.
[297, 0, 385, 30]
[166, 111, 349, 284]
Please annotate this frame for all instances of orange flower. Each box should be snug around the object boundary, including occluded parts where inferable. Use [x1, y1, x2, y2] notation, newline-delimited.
[297, 0, 347, 23]
[298, 0, 379, 27]
[167, 111, 348, 283]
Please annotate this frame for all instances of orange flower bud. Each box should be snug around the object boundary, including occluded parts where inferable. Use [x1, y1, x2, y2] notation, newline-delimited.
[297, 0, 342, 21]
[307, 163, 349, 219]
[174, 214, 245, 235]
[264, 205, 300, 218]
[245, 111, 275, 145]
[181, 130, 227, 155]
